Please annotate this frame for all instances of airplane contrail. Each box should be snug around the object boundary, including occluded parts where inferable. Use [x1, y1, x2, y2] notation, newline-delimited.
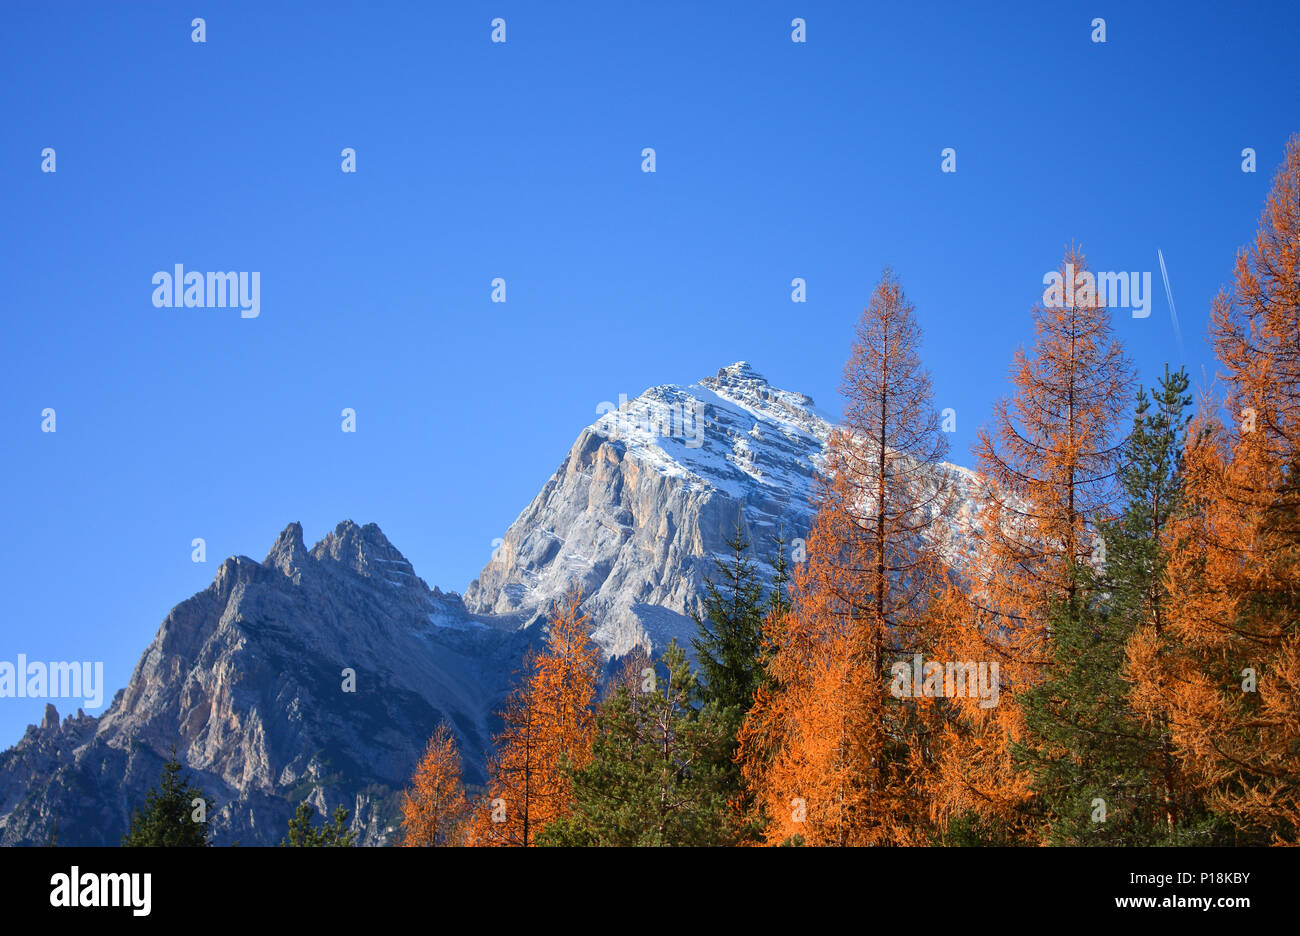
[1157, 248, 1185, 364]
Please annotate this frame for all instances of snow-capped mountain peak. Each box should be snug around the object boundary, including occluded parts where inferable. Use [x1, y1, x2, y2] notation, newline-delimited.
[466, 364, 832, 654]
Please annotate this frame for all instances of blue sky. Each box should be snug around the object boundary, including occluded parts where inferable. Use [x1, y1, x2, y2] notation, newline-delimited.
[1, 0, 1297, 743]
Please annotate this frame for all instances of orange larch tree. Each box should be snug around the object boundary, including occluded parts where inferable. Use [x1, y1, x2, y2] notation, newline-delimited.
[1130, 136, 1300, 844]
[740, 269, 954, 845]
[465, 650, 543, 847]
[400, 721, 469, 846]
[932, 247, 1133, 839]
[468, 588, 599, 846]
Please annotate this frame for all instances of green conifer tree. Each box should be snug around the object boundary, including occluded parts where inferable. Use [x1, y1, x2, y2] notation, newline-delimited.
[691, 512, 782, 840]
[692, 511, 767, 718]
[122, 746, 213, 847]
[1011, 367, 1238, 843]
[767, 526, 792, 622]
[537, 642, 735, 846]
[281, 802, 356, 847]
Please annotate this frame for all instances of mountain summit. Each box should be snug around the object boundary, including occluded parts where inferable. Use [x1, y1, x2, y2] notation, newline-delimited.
[464, 363, 834, 655]
[0, 364, 977, 845]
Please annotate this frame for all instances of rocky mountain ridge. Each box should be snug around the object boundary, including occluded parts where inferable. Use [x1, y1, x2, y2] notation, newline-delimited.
[0, 363, 981, 845]
[0, 520, 530, 845]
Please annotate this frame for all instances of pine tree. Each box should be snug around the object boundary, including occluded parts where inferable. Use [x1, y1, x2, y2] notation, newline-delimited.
[1132, 137, 1300, 843]
[767, 526, 793, 623]
[400, 722, 469, 846]
[691, 509, 770, 839]
[282, 803, 356, 847]
[122, 747, 213, 847]
[692, 509, 766, 720]
[537, 642, 735, 846]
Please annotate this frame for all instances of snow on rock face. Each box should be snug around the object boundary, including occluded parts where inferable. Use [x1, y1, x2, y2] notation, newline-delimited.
[463, 362, 980, 657]
[0, 362, 987, 847]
